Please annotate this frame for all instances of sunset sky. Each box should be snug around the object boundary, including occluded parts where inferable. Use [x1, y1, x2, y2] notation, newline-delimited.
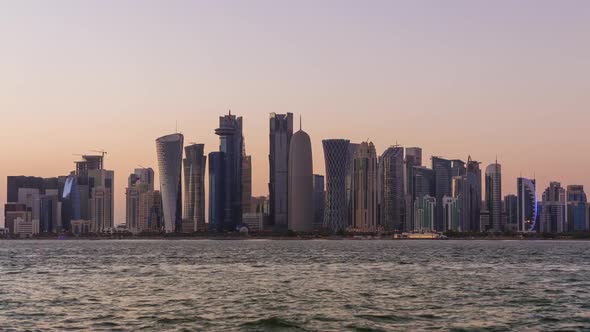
[1, 1, 589, 226]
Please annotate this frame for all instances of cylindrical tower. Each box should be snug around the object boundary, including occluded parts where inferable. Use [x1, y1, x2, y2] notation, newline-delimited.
[156, 133, 184, 233]
[288, 130, 313, 232]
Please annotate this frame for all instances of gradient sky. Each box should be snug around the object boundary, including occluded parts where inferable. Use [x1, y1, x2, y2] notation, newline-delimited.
[1, 0, 589, 226]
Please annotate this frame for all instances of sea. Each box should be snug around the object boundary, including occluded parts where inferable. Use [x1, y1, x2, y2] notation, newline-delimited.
[1, 239, 589, 331]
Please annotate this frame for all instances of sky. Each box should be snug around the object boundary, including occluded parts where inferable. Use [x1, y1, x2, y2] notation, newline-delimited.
[1, 0, 589, 226]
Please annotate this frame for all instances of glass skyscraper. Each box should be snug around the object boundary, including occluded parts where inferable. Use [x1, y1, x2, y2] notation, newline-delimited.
[156, 133, 184, 233]
[184, 144, 207, 232]
[381, 146, 405, 232]
[432, 157, 452, 232]
[485, 163, 502, 232]
[269, 113, 293, 231]
[517, 177, 538, 232]
[323, 139, 350, 233]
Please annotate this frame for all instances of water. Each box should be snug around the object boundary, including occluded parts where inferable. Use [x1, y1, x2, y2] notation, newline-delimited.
[1, 240, 590, 331]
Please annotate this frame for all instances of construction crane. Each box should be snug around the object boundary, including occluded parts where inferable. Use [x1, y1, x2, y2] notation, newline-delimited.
[91, 149, 108, 168]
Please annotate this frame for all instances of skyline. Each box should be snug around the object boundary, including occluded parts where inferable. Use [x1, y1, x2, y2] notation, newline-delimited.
[2, 1, 590, 225]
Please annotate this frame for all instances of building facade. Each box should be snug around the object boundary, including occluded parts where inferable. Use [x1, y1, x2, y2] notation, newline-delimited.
[156, 133, 184, 233]
[183, 144, 207, 231]
[288, 129, 314, 232]
[432, 157, 452, 232]
[518, 177, 538, 232]
[269, 113, 293, 231]
[322, 139, 350, 233]
[485, 163, 503, 232]
[380, 146, 405, 232]
[351, 142, 378, 232]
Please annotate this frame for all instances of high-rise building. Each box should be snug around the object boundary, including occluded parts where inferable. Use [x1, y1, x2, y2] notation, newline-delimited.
[452, 175, 469, 232]
[214, 111, 244, 230]
[242, 155, 252, 214]
[208, 151, 224, 232]
[88, 169, 114, 232]
[485, 163, 503, 232]
[312, 175, 325, 230]
[184, 144, 207, 231]
[346, 143, 360, 229]
[126, 169, 154, 233]
[381, 146, 405, 232]
[414, 195, 436, 232]
[322, 139, 350, 233]
[404, 147, 422, 232]
[432, 157, 452, 232]
[504, 194, 518, 232]
[138, 190, 163, 232]
[443, 195, 461, 231]
[17, 188, 40, 222]
[39, 191, 61, 233]
[518, 177, 538, 232]
[539, 182, 567, 233]
[567, 185, 588, 232]
[288, 127, 313, 232]
[7, 176, 45, 203]
[133, 168, 155, 191]
[269, 113, 293, 231]
[466, 157, 482, 232]
[351, 142, 378, 232]
[156, 133, 184, 233]
[4, 203, 29, 234]
[451, 160, 466, 177]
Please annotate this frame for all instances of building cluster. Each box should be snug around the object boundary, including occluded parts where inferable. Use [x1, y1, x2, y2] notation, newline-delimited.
[3, 111, 589, 237]
[3, 154, 115, 237]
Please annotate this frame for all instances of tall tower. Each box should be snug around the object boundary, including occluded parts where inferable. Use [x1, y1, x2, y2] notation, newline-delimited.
[288, 124, 313, 232]
[567, 185, 588, 232]
[352, 142, 378, 232]
[540, 182, 567, 233]
[518, 177, 537, 232]
[466, 156, 482, 232]
[214, 111, 244, 230]
[381, 146, 405, 232]
[184, 144, 207, 231]
[208, 151, 224, 232]
[156, 133, 184, 233]
[432, 157, 452, 232]
[322, 139, 350, 233]
[269, 113, 294, 231]
[485, 162, 502, 232]
[241, 155, 252, 214]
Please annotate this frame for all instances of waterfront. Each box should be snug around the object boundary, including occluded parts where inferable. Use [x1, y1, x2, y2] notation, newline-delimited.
[1, 240, 590, 331]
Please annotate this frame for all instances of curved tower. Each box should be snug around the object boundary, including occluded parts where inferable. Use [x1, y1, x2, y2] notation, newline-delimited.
[518, 177, 538, 232]
[156, 133, 184, 233]
[322, 139, 350, 233]
[288, 129, 313, 232]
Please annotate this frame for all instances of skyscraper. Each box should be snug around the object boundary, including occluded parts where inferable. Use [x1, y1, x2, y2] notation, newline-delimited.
[381, 146, 405, 232]
[269, 113, 293, 231]
[312, 174, 325, 230]
[126, 168, 154, 233]
[156, 133, 184, 233]
[567, 185, 588, 232]
[352, 142, 378, 232]
[242, 155, 252, 214]
[432, 157, 452, 232]
[540, 182, 567, 233]
[208, 151, 224, 232]
[485, 163, 502, 232]
[443, 195, 461, 231]
[323, 139, 350, 233]
[88, 169, 114, 232]
[346, 143, 360, 229]
[504, 194, 519, 232]
[518, 177, 538, 232]
[288, 126, 313, 232]
[184, 144, 207, 231]
[414, 195, 436, 232]
[466, 157, 482, 232]
[404, 147, 422, 232]
[215, 111, 244, 230]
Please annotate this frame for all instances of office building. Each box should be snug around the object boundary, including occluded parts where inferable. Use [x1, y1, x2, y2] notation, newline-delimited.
[432, 157, 452, 232]
[518, 177, 538, 232]
[288, 127, 314, 232]
[14, 217, 39, 238]
[269, 113, 293, 231]
[351, 141, 378, 232]
[414, 195, 436, 232]
[323, 139, 350, 233]
[184, 144, 206, 231]
[485, 163, 503, 232]
[443, 195, 461, 231]
[504, 194, 519, 232]
[138, 190, 163, 232]
[539, 182, 567, 233]
[88, 169, 114, 232]
[312, 175, 325, 230]
[7, 176, 45, 203]
[466, 157, 482, 232]
[405, 147, 422, 232]
[214, 111, 245, 230]
[39, 192, 61, 233]
[4, 203, 29, 234]
[381, 146, 405, 232]
[567, 185, 588, 232]
[156, 133, 184, 233]
[242, 155, 252, 214]
[17, 188, 40, 222]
